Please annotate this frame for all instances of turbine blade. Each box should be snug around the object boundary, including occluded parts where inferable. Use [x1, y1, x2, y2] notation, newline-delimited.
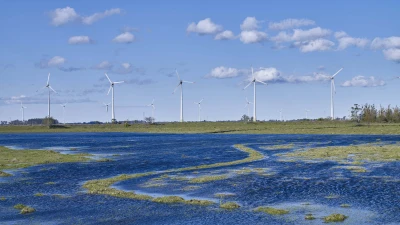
[107, 86, 112, 95]
[256, 80, 268, 85]
[105, 73, 112, 83]
[331, 68, 343, 78]
[152, 105, 155, 110]
[172, 83, 181, 94]
[182, 80, 195, 84]
[199, 99, 203, 103]
[175, 69, 180, 81]
[243, 81, 252, 90]
[114, 81, 124, 84]
[152, 99, 155, 104]
[246, 97, 249, 103]
[49, 86, 57, 93]
[245, 103, 248, 108]
[47, 73, 50, 85]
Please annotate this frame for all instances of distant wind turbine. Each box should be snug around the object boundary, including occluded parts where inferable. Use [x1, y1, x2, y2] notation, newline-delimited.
[60, 103, 67, 124]
[305, 109, 310, 119]
[103, 102, 111, 113]
[329, 68, 343, 120]
[279, 109, 283, 121]
[243, 67, 267, 122]
[194, 99, 203, 122]
[39, 73, 57, 119]
[20, 101, 27, 123]
[105, 73, 124, 123]
[147, 99, 155, 122]
[172, 69, 195, 122]
[245, 97, 252, 117]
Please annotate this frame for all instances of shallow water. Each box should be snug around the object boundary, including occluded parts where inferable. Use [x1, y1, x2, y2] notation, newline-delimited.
[0, 133, 399, 224]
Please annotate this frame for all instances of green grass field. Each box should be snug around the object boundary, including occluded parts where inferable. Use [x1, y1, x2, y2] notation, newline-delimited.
[1, 121, 400, 134]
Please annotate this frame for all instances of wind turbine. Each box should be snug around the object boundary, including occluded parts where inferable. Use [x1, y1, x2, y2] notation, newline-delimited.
[279, 109, 283, 121]
[243, 67, 267, 122]
[60, 103, 67, 124]
[305, 109, 310, 120]
[329, 68, 343, 120]
[245, 97, 252, 117]
[20, 101, 27, 123]
[105, 73, 124, 123]
[147, 99, 155, 123]
[172, 69, 195, 122]
[39, 73, 57, 119]
[194, 99, 203, 122]
[103, 102, 111, 113]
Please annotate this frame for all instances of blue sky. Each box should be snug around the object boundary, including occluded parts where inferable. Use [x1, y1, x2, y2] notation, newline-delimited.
[0, 0, 399, 123]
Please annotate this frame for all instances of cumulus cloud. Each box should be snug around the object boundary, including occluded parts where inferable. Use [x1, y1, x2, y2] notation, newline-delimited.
[113, 32, 135, 43]
[92, 61, 113, 70]
[82, 8, 121, 25]
[187, 18, 222, 35]
[251, 67, 283, 83]
[214, 30, 235, 40]
[271, 27, 331, 43]
[49, 6, 79, 26]
[268, 18, 315, 30]
[68, 36, 93, 44]
[287, 72, 331, 83]
[59, 66, 85, 72]
[113, 62, 133, 74]
[36, 56, 66, 68]
[239, 30, 267, 44]
[341, 76, 385, 87]
[371, 36, 400, 49]
[240, 17, 261, 31]
[49, 7, 122, 26]
[206, 66, 242, 78]
[334, 31, 369, 50]
[294, 39, 335, 52]
[383, 48, 400, 63]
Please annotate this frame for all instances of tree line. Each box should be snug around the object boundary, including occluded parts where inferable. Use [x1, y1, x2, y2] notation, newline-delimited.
[351, 104, 400, 123]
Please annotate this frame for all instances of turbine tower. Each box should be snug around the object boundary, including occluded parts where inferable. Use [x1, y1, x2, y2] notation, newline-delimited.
[329, 68, 343, 120]
[279, 109, 283, 121]
[243, 67, 267, 122]
[245, 97, 252, 117]
[194, 99, 203, 122]
[105, 73, 124, 123]
[103, 102, 111, 113]
[40, 73, 57, 119]
[60, 103, 67, 124]
[20, 101, 27, 123]
[305, 109, 310, 119]
[147, 99, 155, 123]
[172, 69, 195, 122]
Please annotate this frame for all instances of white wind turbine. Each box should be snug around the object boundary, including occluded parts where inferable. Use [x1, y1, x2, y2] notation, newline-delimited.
[243, 67, 267, 122]
[305, 109, 310, 119]
[147, 99, 156, 122]
[20, 101, 27, 123]
[103, 102, 111, 113]
[105, 73, 124, 123]
[172, 69, 195, 122]
[194, 99, 203, 122]
[279, 109, 283, 121]
[39, 73, 57, 119]
[245, 97, 252, 117]
[329, 68, 343, 120]
[60, 103, 67, 124]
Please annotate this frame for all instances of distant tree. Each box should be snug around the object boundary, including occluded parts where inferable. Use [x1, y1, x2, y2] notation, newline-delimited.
[241, 115, 250, 122]
[144, 117, 154, 123]
[42, 117, 58, 126]
[350, 104, 362, 122]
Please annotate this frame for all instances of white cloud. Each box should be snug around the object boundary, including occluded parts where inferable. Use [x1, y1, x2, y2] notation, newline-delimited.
[207, 66, 241, 78]
[93, 61, 113, 70]
[268, 18, 315, 30]
[48, 56, 66, 67]
[383, 48, 400, 63]
[287, 73, 331, 83]
[334, 31, 369, 50]
[214, 30, 235, 40]
[82, 8, 121, 25]
[113, 32, 135, 43]
[271, 27, 331, 43]
[342, 76, 385, 87]
[187, 18, 222, 35]
[68, 36, 93, 44]
[294, 39, 335, 52]
[239, 30, 267, 44]
[240, 17, 261, 31]
[121, 63, 131, 69]
[251, 67, 283, 83]
[113, 63, 133, 74]
[49, 6, 79, 26]
[371, 36, 400, 49]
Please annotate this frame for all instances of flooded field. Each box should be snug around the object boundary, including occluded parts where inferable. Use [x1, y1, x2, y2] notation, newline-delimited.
[0, 133, 399, 224]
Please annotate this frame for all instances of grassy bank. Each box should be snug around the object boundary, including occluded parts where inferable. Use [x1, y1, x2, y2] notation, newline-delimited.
[2, 121, 400, 134]
[0, 146, 90, 176]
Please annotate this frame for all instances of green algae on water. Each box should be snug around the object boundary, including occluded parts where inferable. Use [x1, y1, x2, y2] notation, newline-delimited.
[323, 213, 348, 222]
[220, 202, 240, 210]
[254, 206, 289, 215]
